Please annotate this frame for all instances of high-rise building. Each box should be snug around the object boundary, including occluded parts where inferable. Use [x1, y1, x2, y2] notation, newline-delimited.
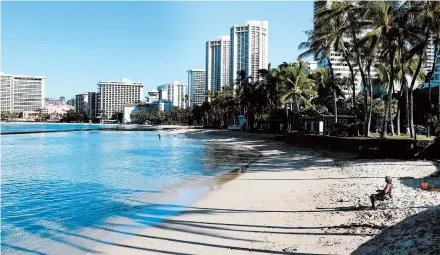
[88, 92, 100, 119]
[423, 35, 437, 76]
[230, 21, 268, 88]
[187, 69, 206, 107]
[0, 73, 45, 113]
[434, 57, 440, 87]
[98, 78, 144, 117]
[75, 92, 89, 115]
[425, 51, 440, 88]
[206, 36, 231, 93]
[158, 81, 188, 109]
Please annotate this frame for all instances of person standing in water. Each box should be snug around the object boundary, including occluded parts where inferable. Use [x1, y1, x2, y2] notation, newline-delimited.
[158, 134, 161, 139]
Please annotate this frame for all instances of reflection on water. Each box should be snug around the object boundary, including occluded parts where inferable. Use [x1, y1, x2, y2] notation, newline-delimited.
[1, 131, 255, 254]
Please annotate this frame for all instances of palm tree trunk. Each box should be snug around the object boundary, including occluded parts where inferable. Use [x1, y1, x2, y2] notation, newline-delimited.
[429, 37, 439, 120]
[352, 31, 369, 136]
[405, 84, 411, 136]
[326, 56, 337, 123]
[291, 103, 295, 131]
[409, 52, 425, 139]
[396, 104, 401, 136]
[367, 67, 373, 136]
[390, 86, 396, 136]
[409, 90, 415, 139]
[368, 79, 373, 136]
[363, 83, 368, 136]
[382, 48, 396, 138]
[341, 48, 356, 110]
[333, 88, 338, 124]
[428, 81, 432, 116]
[389, 99, 395, 136]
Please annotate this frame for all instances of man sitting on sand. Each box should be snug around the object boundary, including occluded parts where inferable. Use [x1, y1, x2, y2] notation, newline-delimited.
[370, 176, 393, 209]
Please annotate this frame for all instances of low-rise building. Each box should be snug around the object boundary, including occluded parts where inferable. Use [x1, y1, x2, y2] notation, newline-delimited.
[45, 97, 65, 105]
[123, 103, 155, 124]
[41, 104, 74, 119]
[152, 100, 172, 113]
[146, 89, 160, 103]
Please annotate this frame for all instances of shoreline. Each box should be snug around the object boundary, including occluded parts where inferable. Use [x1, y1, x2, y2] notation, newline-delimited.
[30, 129, 262, 255]
[88, 129, 440, 254]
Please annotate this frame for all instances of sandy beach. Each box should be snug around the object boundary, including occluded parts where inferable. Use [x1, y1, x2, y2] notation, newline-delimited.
[80, 129, 440, 254]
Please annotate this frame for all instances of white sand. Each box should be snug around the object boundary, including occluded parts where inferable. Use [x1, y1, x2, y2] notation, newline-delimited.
[77, 131, 440, 255]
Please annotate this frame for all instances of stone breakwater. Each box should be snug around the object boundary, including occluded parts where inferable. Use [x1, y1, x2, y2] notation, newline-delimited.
[0, 127, 179, 135]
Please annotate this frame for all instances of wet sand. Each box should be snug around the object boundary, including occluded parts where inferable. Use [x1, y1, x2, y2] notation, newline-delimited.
[87, 129, 440, 254]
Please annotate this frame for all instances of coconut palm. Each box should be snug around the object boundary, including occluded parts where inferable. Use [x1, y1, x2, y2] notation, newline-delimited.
[313, 1, 364, 112]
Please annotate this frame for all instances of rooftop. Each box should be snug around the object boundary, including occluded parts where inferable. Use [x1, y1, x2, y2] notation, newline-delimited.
[98, 78, 143, 85]
[0, 73, 45, 79]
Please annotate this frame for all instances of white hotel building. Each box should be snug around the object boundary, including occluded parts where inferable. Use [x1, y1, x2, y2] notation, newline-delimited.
[206, 36, 230, 93]
[158, 81, 188, 109]
[0, 73, 45, 113]
[230, 20, 268, 88]
[187, 69, 206, 107]
[98, 78, 144, 117]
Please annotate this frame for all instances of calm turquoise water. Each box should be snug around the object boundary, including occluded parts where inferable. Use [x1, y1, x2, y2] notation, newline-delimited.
[1, 129, 254, 254]
[0, 123, 117, 133]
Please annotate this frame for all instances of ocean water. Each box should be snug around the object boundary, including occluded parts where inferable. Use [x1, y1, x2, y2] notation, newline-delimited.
[0, 123, 117, 133]
[1, 129, 255, 254]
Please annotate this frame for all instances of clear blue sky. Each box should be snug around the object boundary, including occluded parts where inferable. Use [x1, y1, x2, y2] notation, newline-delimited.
[2, 1, 313, 99]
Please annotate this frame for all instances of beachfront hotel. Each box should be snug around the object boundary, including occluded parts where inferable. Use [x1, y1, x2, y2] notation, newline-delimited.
[230, 20, 268, 89]
[98, 78, 144, 117]
[187, 69, 206, 107]
[0, 73, 45, 113]
[158, 81, 188, 109]
[206, 36, 231, 93]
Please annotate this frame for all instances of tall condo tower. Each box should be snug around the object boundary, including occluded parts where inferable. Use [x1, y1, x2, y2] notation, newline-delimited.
[206, 36, 230, 93]
[230, 20, 268, 89]
[187, 69, 206, 107]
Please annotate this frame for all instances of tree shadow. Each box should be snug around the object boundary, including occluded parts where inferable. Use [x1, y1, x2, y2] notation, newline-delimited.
[353, 206, 440, 254]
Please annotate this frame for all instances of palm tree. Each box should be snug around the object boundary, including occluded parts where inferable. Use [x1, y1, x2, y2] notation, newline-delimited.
[425, 1, 440, 121]
[299, 26, 342, 122]
[278, 61, 317, 131]
[313, 1, 363, 112]
[362, 1, 403, 138]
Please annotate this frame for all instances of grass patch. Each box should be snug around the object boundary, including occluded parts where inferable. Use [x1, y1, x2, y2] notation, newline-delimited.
[385, 135, 436, 141]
